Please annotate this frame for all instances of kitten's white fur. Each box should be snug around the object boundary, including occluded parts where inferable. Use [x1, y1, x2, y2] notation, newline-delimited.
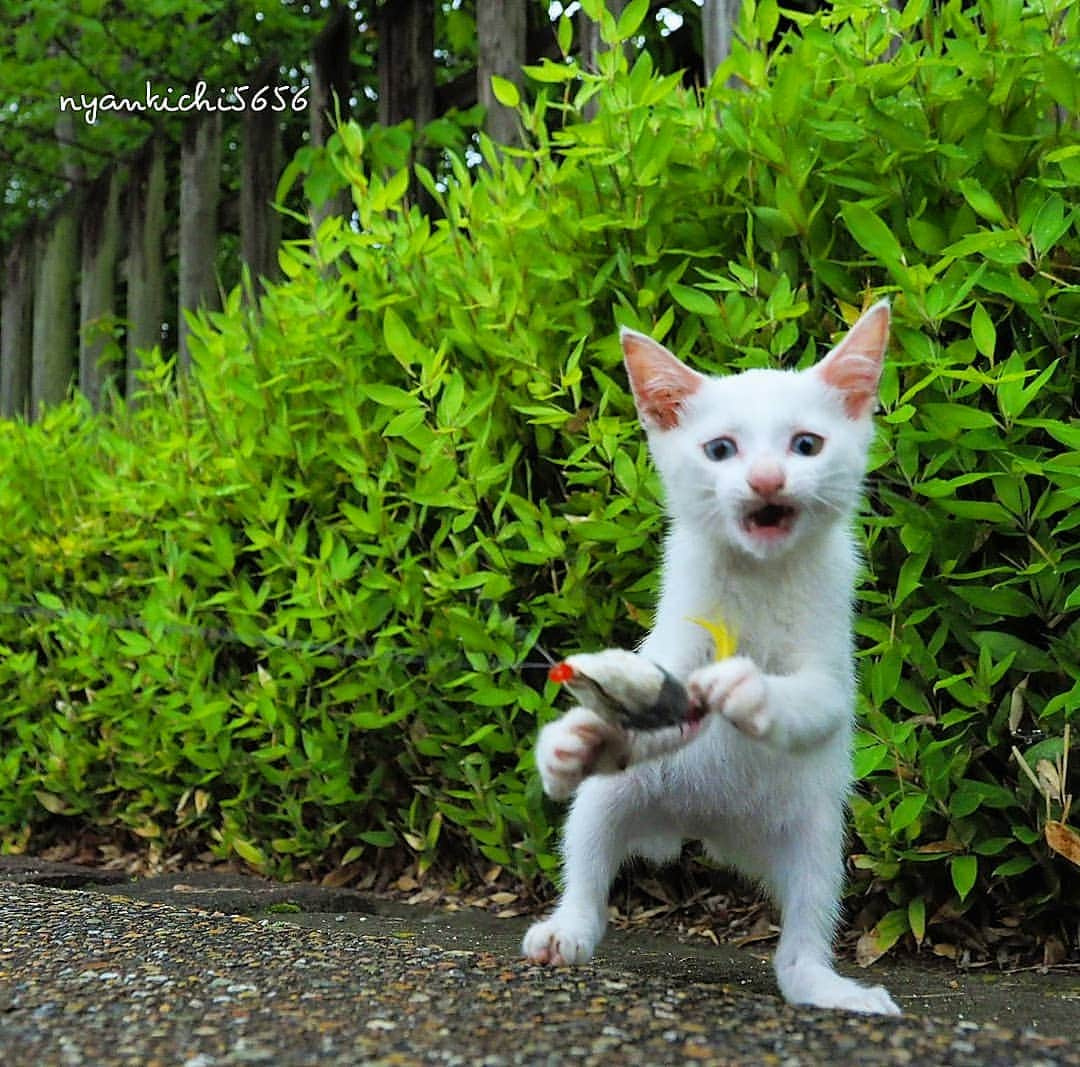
[523, 302, 901, 1016]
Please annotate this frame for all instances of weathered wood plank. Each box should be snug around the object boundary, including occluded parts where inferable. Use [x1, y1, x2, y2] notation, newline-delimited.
[378, 0, 434, 129]
[31, 202, 79, 414]
[0, 232, 35, 420]
[578, 0, 625, 119]
[477, 0, 526, 147]
[79, 167, 121, 409]
[241, 60, 283, 294]
[178, 112, 223, 374]
[702, 0, 743, 83]
[126, 139, 166, 401]
[310, 5, 353, 231]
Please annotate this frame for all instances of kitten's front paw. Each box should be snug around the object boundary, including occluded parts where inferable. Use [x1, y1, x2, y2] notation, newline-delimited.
[779, 964, 901, 1016]
[522, 914, 601, 966]
[558, 648, 687, 730]
[535, 706, 629, 801]
[688, 656, 771, 740]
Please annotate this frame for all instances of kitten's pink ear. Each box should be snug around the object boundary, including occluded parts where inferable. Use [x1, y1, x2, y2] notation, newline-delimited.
[620, 327, 704, 431]
[814, 300, 890, 420]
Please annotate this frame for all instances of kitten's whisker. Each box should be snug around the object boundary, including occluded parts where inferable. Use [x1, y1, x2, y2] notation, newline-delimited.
[802, 489, 843, 514]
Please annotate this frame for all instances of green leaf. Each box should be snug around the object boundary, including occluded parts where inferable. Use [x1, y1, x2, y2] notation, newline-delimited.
[383, 409, 427, 436]
[1030, 194, 1072, 257]
[117, 630, 153, 656]
[462, 722, 500, 746]
[358, 382, 419, 408]
[669, 284, 718, 316]
[209, 525, 235, 571]
[993, 855, 1036, 878]
[841, 202, 905, 265]
[907, 896, 926, 944]
[853, 743, 888, 779]
[918, 403, 998, 433]
[996, 358, 1060, 421]
[616, 0, 650, 39]
[1043, 54, 1080, 113]
[359, 830, 396, 848]
[35, 591, 64, 612]
[383, 308, 422, 368]
[956, 178, 1006, 224]
[950, 855, 978, 902]
[233, 838, 268, 869]
[35, 790, 72, 815]
[371, 167, 410, 211]
[523, 60, 577, 83]
[868, 908, 910, 956]
[557, 14, 573, 56]
[952, 586, 1033, 616]
[891, 794, 928, 834]
[970, 304, 996, 359]
[490, 75, 520, 109]
[894, 552, 928, 607]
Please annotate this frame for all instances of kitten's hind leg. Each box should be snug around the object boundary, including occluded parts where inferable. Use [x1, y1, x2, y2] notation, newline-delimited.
[523, 772, 649, 966]
[766, 817, 901, 1016]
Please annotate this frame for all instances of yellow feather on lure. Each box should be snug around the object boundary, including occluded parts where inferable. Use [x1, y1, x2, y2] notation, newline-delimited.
[689, 615, 738, 660]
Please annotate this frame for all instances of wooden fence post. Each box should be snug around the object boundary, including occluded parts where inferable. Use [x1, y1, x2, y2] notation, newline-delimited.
[377, 0, 434, 209]
[579, 0, 625, 119]
[127, 139, 166, 401]
[1, 232, 35, 419]
[702, 0, 743, 84]
[31, 201, 78, 414]
[310, 4, 353, 231]
[80, 167, 121, 409]
[178, 111, 223, 375]
[378, 0, 434, 129]
[242, 59, 283, 294]
[477, 0, 526, 147]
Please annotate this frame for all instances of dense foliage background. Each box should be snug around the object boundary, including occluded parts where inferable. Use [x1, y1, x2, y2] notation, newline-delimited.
[1, 0, 1077, 959]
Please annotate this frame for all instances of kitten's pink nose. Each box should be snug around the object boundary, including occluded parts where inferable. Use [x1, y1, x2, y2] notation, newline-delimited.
[747, 461, 786, 498]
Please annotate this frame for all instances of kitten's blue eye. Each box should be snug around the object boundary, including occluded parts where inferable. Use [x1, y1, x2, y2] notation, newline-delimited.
[703, 436, 737, 461]
[791, 432, 825, 456]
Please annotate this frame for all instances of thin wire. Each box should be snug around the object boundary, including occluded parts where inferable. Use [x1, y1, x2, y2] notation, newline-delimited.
[0, 602, 560, 674]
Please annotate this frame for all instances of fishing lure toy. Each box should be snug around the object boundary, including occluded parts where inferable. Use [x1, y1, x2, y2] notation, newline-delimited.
[547, 616, 737, 732]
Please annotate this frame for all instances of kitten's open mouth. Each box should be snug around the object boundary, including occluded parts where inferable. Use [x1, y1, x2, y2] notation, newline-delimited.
[742, 502, 799, 540]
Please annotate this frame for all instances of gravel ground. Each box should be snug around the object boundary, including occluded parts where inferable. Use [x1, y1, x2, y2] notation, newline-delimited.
[0, 882, 1076, 1067]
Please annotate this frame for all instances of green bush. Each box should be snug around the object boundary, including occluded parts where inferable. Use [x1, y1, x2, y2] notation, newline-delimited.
[0, 0, 1076, 950]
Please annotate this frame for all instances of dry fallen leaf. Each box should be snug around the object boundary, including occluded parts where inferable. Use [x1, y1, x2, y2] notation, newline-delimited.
[321, 862, 363, 888]
[1045, 820, 1080, 866]
[633, 906, 669, 922]
[855, 930, 883, 968]
[1008, 677, 1028, 734]
[736, 914, 780, 949]
[1036, 759, 1062, 801]
[915, 840, 962, 854]
[1043, 935, 1068, 968]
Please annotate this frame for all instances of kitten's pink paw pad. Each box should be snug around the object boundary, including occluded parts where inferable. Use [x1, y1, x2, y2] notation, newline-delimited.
[535, 707, 623, 800]
[688, 657, 771, 739]
[522, 918, 597, 966]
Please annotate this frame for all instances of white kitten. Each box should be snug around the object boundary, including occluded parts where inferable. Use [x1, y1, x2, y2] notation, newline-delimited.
[523, 302, 901, 1016]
